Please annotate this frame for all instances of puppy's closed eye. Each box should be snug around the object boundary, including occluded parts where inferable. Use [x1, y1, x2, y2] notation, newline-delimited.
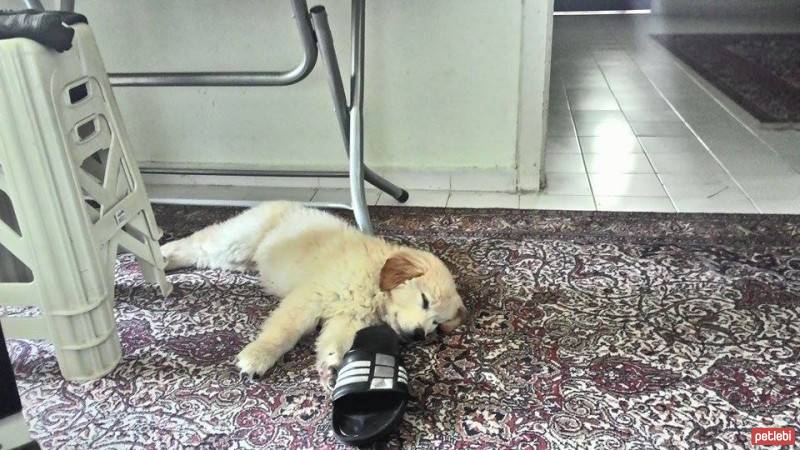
[422, 294, 429, 310]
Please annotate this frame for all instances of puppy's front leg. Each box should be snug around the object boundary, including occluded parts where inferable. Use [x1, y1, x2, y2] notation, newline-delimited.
[315, 316, 370, 389]
[237, 293, 319, 377]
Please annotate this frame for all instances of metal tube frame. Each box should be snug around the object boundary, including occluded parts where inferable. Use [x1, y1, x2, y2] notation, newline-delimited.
[60, 0, 75, 11]
[52, 0, 410, 232]
[22, 0, 43, 10]
[309, 5, 408, 204]
[141, 167, 349, 178]
[109, 0, 317, 87]
[345, 0, 371, 233]
[26, 0, 73, 12]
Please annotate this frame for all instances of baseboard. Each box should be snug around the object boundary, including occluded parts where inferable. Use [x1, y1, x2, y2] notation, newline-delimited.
[142, 167, 520, 193]
[651, 0, 800, 17]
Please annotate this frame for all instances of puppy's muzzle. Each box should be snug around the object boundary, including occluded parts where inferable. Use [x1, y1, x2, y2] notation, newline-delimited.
[401, 327, 437, 345]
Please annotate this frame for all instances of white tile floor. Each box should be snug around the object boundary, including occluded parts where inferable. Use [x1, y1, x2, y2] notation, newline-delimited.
[544, 13, 800, 214]
[147, 13, 800, 214]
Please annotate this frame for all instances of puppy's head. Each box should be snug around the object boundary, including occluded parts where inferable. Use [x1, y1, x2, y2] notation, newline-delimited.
[379, 249, 466, 342]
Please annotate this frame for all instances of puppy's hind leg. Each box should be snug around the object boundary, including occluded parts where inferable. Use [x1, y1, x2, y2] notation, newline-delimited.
[161, 201, 295, 271]
[237, 290, 320, 377]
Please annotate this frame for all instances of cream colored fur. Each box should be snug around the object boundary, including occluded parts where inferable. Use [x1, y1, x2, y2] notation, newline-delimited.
[160, 201, 466, 386]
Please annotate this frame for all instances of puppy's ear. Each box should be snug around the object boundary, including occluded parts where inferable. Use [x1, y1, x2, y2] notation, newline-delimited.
[438, 306, 467, 334]
[380, 252, 425, 291]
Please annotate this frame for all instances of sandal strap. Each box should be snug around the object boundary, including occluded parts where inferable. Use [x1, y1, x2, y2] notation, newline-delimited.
[332, 352, 408, 401]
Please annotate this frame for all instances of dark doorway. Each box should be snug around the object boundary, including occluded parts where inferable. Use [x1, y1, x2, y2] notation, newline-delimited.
[555, 0, 651, 12]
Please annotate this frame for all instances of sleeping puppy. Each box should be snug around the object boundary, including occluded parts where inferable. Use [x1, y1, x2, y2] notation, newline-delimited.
[161, 201, 466, 386]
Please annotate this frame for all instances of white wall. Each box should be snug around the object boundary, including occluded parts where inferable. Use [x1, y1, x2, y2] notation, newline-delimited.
[652, 0, 800, 16]
[1, 0, 552, 192]
[517, 0, 553, 192]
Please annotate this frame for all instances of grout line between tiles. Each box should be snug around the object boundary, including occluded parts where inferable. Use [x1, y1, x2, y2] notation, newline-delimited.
[595, 61, 677, 211]
[603, 22, 763, 212]
[594, 29, 759, 213]
[633, 56, 763, 213]
[563, 82, 599, 210]
[660, 49, 792, 163]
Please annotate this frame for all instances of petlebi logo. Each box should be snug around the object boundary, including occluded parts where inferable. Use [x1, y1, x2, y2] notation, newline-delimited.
[750, 427, 796, 446]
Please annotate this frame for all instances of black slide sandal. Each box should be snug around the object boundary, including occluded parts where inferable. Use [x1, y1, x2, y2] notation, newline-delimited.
[332, 324, 410, 447]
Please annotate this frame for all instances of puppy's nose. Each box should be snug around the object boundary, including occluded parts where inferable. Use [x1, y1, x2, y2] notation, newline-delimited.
[412, 327, 425, 341]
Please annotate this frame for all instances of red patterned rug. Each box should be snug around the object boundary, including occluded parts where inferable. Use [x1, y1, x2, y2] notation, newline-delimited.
[654, 33, 800, 124]
[5, 205, 800, 449]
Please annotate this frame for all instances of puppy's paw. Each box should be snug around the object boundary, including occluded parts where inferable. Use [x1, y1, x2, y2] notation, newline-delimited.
[317, 365, 336, 391]
[316, 352, 343, 391]
[236, 341, 278, 377]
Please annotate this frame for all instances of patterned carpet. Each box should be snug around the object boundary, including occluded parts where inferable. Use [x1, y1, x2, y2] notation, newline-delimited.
[654, 33, 800, 124]
[5, 205, 800, 449]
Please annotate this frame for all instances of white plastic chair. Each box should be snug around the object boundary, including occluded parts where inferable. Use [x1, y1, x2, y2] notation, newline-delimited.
[0, 23, 171, 381]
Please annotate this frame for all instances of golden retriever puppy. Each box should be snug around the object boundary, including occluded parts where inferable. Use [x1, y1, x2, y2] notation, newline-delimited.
[161, 201, 466, 386]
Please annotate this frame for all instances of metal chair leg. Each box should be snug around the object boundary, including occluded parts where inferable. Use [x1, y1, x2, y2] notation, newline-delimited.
[21, 0, 44, 10]
[21, 0, 72, 13]
[310, 5, 409, 204]
[347, 0, 372, 233]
